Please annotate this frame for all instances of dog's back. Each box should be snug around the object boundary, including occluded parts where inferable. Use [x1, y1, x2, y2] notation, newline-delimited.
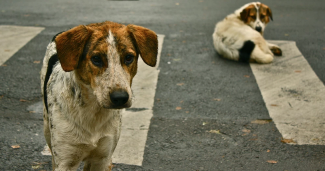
[212, 14, 257, 62]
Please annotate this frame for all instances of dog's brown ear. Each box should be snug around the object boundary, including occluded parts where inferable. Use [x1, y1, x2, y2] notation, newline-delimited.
[240, 5, 256, 23]
[266, 6, 273, 21]
[259, 4, 273, 23]
[55, 25, 92, 72]
[260, 4, 273, 22]
[127, 24, 158, 67]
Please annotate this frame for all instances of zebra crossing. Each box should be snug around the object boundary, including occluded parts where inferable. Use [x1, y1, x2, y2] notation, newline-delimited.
[1, 25, 325, 168]
[251, 40, 325, 145]
[0, 25, 44, 66]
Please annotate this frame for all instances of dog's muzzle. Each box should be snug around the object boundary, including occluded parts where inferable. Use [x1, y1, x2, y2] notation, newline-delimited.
[255, 26, 262, 33]
[110, 91, 129, 108]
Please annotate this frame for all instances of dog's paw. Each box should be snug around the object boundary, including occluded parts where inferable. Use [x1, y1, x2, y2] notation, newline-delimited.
[270, 46, 282, 56]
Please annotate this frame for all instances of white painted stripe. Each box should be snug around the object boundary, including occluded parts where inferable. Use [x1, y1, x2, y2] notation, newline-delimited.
[0, 25, 44, 65]
[251, 40, 325, 145]
[112, 34, 164, 166]
[38, 35, 165, 166]
[41, 145, 52, 156]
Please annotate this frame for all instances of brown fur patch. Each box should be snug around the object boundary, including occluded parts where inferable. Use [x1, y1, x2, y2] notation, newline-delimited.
[76, 31, 109, 86]
[270, 46, 282, 56]
[240, 4, 257, 24]
[55, 25, 93, 72]
[259, 4, 273, 23]
[127, 24, 158, 67]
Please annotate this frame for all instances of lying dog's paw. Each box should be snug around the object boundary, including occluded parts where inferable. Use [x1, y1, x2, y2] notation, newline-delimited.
[270, 46, 282, 56]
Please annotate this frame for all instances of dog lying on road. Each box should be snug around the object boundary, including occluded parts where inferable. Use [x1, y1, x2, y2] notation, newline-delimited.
[40, 21, 158, 171]
[212, 2, 282, 64]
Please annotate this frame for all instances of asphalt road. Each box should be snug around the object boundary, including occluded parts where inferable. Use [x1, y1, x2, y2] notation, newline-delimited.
[0, 0, 325, 170]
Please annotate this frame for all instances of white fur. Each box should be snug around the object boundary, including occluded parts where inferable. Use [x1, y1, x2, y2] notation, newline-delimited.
[212, 2, 280, 64]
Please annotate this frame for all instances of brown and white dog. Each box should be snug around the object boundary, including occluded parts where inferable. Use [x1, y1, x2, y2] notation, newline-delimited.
[212, 2, 282, 64]
[40, 21, 158, 171]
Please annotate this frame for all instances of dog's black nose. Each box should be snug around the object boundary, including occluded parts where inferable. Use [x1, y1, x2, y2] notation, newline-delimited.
[255, 26, 262, 33]
[110, 91, 129, 107]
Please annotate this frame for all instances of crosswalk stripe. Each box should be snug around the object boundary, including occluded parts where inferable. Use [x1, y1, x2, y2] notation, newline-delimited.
[0, 25, 44, 65]
[39, 35, 165, 166]
[250, 40, 325, 145]
[112, 34, 165, 165]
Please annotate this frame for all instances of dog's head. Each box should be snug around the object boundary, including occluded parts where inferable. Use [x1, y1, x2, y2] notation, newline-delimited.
[54, 21, 158, 109]
[236, 2, 273, 35]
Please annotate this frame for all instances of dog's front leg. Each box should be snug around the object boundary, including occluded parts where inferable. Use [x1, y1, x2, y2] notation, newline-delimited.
[83, 158, 113, 171]
[51, 143, 86, 171]
[267, 42, 282, 56]
[43, 114, 56, 170]
[83, 136, 119, 171]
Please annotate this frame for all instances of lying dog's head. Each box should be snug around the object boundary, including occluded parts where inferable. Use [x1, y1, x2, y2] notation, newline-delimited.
[236, 2, 273, 35]
[54, 21, 158, 109]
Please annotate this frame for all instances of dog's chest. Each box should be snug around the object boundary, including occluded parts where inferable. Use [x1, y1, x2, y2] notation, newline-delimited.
[47, 70, 122, 146]
[50, 104, 122, 146]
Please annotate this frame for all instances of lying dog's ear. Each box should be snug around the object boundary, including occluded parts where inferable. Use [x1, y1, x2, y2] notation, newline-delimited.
[240, 5, 256, 23]
[55, 25, 92, 72]
[127, 24, 158, 67]
[266, 6, 273, 21]
[260, 4, 273, 21]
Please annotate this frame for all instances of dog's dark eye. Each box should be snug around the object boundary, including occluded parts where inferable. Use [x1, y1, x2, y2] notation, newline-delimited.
[125, 54, 134, 65]
[91, 56, 103, 67]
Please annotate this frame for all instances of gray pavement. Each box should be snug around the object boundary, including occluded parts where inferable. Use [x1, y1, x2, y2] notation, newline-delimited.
[0, 0, 325, 170]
